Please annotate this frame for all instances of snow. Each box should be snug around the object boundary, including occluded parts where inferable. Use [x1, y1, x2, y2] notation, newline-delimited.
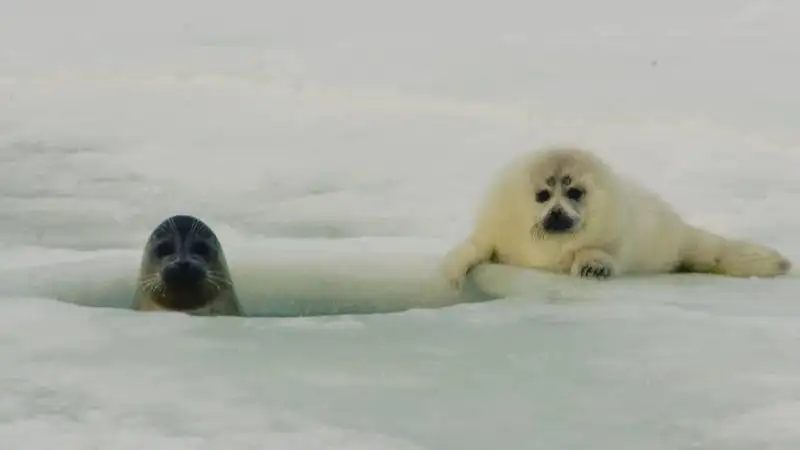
[1, 0, 800, 448]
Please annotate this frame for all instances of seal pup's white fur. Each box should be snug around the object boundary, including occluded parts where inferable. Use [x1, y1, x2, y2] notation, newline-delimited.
[442, 146, 791, 289]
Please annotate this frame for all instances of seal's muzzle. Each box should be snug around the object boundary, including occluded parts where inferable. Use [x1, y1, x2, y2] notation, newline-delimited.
[542, 207, 575, 233]
[161, 259, 207, 289]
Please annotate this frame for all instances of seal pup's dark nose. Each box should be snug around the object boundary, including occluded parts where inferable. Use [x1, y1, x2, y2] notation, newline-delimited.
[542, 207, 574, 233]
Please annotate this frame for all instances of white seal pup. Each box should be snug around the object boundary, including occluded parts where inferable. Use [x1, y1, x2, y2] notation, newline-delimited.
[442, 146, 791, 289]
[132, 214, 242, 316]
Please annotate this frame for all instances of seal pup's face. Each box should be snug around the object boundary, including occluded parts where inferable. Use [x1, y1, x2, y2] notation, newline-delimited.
[139, 215, 231, 311]
[527, 147, 611, 238]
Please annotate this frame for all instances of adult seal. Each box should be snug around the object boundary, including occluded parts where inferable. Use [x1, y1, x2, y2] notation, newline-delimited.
[132, 214, 243, 316]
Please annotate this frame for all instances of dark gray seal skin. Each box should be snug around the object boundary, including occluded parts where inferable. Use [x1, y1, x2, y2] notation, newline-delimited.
[132, 214, 242, 316]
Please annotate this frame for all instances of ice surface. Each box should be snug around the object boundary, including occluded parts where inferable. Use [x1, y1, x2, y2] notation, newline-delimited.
[2, 0, 800, 448]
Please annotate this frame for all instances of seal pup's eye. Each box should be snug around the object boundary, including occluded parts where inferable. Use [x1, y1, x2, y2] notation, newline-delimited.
[190, 241, 212, 258]
[154, 242, 175, 258]
[535, 190, 551, 203]
[566, 187, 585, 201]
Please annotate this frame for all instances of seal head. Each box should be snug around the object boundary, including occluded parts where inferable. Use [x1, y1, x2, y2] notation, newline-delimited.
[133, 214, 242, 316]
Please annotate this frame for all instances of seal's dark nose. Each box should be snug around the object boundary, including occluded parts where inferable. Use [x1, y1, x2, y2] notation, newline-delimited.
[542, 208, 574, 233]
[161, 260, 206, 287]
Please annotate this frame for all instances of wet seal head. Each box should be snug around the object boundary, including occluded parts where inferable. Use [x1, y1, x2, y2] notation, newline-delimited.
[132, 214, 242, 316]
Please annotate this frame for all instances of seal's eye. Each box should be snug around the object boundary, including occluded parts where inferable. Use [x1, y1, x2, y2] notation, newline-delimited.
[190, 241, 212, 258]
[535, 190, 551, 203]
[566, 187, 585, 201]
[154, 242, 175, 258]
